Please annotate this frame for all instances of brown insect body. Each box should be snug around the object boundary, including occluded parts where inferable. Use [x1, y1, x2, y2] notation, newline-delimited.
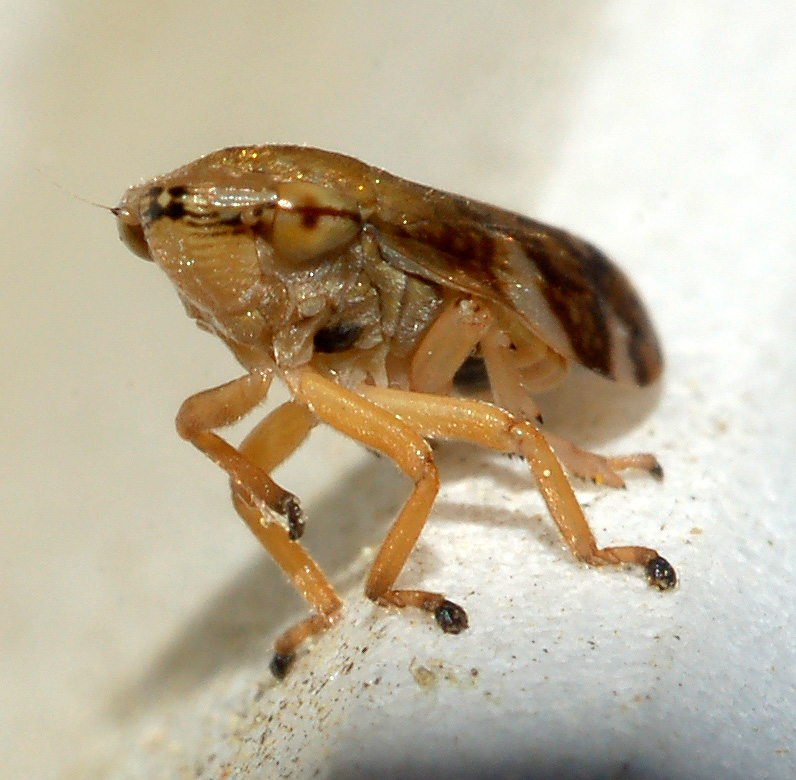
[115, 146, 674, 678]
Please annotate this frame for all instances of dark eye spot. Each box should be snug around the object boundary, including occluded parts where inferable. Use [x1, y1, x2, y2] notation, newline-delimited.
[142, 187, 163, 223]
[313, 322, 363, 353]
[301, 208, 320, 229]
[162, 199, 185, 220]
[143, 185, 185, 223]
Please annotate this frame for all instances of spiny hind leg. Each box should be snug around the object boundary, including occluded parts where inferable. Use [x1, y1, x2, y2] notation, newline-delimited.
[543, 430, 663, 489]
[359, 386, 676, 590]
[477, 327, 661, 488]
[287, 369, 469, 635]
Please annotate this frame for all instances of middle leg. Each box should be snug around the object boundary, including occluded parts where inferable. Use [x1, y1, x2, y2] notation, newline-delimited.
[287, 369, 469, 633]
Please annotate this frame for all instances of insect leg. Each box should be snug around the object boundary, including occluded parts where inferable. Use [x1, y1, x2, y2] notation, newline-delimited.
[176, 370, 305, 538]
[476, 327, 661, 486]
[178, 380, 340, 676]
[359, 386, 676, 590]
[231, 401, 342, 678]
[286, 369, 469, 635]
[543, 431, 663, 488]
[480, 326, 544, 422]
[409, 298, 492, 394]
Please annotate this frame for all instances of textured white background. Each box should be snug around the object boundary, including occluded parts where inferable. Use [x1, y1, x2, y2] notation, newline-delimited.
[1, 2, 795, 779]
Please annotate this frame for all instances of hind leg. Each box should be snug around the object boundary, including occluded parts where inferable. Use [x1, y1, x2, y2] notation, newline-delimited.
[359, 385, 676, 590]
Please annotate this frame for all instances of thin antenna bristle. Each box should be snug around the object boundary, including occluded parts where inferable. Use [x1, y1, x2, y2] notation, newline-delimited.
[36, 167, 115, 212]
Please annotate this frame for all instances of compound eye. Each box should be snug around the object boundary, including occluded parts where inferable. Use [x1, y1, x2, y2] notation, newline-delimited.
[114, 203, 153, 261]
[272, 181, 359, 263]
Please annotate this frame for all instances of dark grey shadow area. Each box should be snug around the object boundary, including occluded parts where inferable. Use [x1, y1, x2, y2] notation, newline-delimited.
[329, 754, 718, 780]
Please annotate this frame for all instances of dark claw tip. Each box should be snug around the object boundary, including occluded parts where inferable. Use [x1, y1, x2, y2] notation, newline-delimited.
[287, 517, 305, 541]
[269, 652, 296, 679]
[646, 555, 677, 590]
[435, 600, 469, 634]
[282, 496, 305, 541]
[650, 463, 664, 480]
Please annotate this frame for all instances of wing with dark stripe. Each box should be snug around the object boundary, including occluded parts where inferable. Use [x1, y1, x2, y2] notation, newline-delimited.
[511, 223, 663, 385]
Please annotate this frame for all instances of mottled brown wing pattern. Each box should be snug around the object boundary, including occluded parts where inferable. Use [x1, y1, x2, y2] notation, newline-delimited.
[366, 177, 662, 388]
[507, 219, 663, 386]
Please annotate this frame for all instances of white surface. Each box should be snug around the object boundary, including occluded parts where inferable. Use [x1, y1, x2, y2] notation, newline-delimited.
[1, 2, 795, 779]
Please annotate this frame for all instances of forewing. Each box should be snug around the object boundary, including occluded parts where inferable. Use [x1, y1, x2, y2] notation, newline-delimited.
[370, 188, 662, 387]
[494, 215, 663, 386]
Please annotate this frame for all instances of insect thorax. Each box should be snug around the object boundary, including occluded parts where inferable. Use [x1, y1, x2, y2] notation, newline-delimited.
[267, 243, 447, 389]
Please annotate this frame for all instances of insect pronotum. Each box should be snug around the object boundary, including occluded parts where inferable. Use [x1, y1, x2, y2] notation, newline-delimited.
[114, 146, 676, 677]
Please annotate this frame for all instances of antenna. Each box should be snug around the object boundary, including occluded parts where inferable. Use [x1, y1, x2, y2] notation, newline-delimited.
[36, 167, 115, 213]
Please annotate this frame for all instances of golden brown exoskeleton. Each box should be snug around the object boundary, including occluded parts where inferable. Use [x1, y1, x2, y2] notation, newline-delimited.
[114, 146, 676, 677]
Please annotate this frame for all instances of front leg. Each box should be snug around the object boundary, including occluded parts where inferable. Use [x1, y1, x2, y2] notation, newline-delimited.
[231, 400, 343, 678]
[176, 369, 304, 538]
[178, 377, 344, 676]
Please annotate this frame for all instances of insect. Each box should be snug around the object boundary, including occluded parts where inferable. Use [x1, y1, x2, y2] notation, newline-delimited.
[113, 146, 676, 677]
